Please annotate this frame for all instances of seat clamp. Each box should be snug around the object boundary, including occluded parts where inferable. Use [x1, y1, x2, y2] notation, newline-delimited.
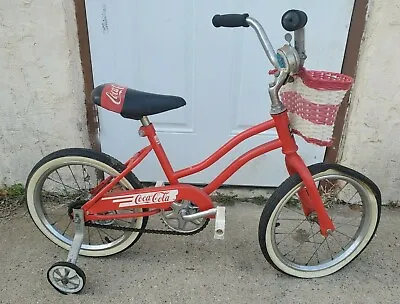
[138, 128, 146, 137]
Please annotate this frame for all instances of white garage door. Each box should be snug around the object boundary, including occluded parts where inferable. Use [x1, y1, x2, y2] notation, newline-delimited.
[85, 0, 354, 186]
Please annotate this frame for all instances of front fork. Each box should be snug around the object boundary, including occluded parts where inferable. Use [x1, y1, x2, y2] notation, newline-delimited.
[285, 153, 335, 236]
[272, 111, 335, 237]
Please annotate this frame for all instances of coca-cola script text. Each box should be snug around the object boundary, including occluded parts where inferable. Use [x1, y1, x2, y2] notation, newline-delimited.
[113, 190, 179, 207]
[105, 84, 126, 105]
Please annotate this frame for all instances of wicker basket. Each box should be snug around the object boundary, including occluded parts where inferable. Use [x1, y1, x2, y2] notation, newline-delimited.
[278, 68, 354, 146]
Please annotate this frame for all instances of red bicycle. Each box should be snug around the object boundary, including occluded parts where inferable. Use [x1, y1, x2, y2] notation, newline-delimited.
[26, 10, 381, 294]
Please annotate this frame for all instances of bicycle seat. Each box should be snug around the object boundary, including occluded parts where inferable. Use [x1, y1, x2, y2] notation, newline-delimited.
[91, 83, 186, 120]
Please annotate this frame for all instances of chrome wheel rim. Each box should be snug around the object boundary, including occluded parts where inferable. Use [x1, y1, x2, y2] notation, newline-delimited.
[268, 173, 374, 272]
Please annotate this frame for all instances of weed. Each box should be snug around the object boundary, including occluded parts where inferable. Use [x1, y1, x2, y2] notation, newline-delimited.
[0, 183, 25, 198]
[211, 192, 239, 206]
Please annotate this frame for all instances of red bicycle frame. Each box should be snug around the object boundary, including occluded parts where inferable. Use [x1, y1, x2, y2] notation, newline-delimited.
[82, 110, 335, 236]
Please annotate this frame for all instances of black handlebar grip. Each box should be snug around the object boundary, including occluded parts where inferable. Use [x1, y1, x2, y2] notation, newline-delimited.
[212, 13, 250, 28]
[281, 9, 308, 31]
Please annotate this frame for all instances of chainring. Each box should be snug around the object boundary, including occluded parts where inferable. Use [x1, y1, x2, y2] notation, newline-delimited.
[159, 201, 209, 234]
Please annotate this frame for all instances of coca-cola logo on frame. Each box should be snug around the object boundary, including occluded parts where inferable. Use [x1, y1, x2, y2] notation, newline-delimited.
[114, 190, 179, 207]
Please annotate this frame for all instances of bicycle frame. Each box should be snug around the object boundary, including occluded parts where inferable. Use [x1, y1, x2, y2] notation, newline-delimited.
[41, 11, 379, 294]
[81, 110, 335, 236]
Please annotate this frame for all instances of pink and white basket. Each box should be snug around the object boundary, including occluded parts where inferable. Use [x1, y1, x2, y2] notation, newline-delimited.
[278, 68, 353, 146]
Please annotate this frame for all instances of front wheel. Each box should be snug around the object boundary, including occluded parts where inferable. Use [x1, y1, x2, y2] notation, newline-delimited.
[258, 163, 381, 278]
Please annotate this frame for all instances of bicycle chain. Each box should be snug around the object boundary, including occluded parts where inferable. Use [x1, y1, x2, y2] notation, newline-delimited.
[85, 218, 210, 236]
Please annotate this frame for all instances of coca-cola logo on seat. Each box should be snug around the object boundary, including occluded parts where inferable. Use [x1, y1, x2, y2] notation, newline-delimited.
[110, 190, 179, 207]
[105, 84, 126, 105]
[100, 83, 128, 113]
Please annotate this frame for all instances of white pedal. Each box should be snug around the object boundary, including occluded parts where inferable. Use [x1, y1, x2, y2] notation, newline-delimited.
[214, 206, 226, 240]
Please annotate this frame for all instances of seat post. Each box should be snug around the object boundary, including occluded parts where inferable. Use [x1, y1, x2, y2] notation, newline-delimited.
[139, 115, 179, 184]
[140, 116, 151, 126]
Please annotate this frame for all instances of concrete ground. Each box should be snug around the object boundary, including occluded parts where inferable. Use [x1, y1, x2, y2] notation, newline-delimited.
[0, 203, 399, 304]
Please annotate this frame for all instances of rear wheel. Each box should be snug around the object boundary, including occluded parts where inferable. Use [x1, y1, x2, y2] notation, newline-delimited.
[26, 148, 148, 257]
[258, 163, 381, 278]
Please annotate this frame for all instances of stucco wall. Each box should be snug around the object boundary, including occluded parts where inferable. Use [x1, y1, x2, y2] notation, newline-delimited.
[339, 1, 399, 203]
[0, 1, 89, 185]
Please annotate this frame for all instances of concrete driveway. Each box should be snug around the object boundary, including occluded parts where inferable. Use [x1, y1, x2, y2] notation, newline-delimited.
[1, 203, 399, 304]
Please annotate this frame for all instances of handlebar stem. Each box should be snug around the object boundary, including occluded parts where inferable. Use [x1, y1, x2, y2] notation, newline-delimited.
[268, 70, 288, 114]
[294, 28, 306, 66]
[246, 17, 280, 70]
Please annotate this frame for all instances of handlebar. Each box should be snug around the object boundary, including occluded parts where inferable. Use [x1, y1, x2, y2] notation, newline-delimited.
[246, 17, 280, 70]
[212, 14, 249, 28]
[212, 10, 308, 70]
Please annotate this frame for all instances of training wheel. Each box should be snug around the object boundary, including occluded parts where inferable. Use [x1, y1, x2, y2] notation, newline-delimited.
[47, 261, 86, 294]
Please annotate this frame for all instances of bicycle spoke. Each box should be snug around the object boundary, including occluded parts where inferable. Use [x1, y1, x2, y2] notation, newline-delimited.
[306, 237, 328, 266]
[347, 191, 359, 204]
[334, 216, 360, 229]
[47, 177, 79, 193]
[335, 230, 355, 241]
[282, 241, 306, 258]
[42, 191, 64, 201]
[282, 233, 324, 261]
[280, 229, 323, 262]
[330, 232, 347, 251]
[325, 237, 335, 260]
[309, 221, 320, 265]
[68, 165, 81, 190]
[283, 206, 305, 217]
[334, 222, 359, 229]
[334, 229, 358, 250]
[43, 201, 69, 211]
[329, 183, 352, 222]
[49, 214, 68, 226]
[277, 217, 306, 221]
[276, 218, 308, 246]
[54, 170, 70, 195]
[325, 179, 336, 189]
[62, 219, 72, 236]
[335, 181, 349, 196]
[95, 228, 107, 244]
[98, 228, 117, 242]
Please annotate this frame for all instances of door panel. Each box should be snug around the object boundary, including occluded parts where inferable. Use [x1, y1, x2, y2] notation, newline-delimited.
[85, 0, 354, 186]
